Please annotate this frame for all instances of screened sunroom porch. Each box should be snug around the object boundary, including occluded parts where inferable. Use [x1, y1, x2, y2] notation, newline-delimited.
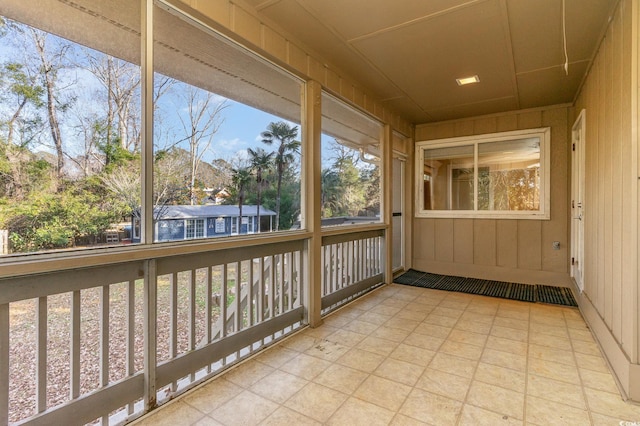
[1, 0, 640, 424]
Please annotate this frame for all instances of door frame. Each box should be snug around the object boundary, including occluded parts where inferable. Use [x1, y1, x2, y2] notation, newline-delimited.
[571, 109, 586, 291]
[392, 153, 406, 273]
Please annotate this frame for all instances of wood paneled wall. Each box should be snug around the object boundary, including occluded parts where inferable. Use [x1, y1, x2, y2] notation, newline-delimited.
[413, 107, 570, 285]
[573, 0, 639, 399]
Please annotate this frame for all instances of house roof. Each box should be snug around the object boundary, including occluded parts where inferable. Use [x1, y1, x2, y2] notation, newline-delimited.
[156, 205, 276, 220]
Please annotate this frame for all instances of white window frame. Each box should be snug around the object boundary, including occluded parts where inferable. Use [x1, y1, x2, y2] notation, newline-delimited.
[185, 219, 205, 239]
[415, 127, 551, 220]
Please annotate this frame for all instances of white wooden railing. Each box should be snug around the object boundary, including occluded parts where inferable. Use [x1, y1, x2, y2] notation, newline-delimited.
[321, 228, 385, 314]
[0, 226, 388, 425]
[0, 238, 305, 425]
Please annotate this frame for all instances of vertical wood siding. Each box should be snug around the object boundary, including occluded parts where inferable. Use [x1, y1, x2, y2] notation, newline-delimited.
[413, 106, 569, 284]
[574, 0, 637, 363]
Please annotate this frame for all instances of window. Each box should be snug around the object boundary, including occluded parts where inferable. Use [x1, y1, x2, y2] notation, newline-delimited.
[185, 219, 205, 239]
[415, 128, 550, 219]
[321, 92, 382, 227]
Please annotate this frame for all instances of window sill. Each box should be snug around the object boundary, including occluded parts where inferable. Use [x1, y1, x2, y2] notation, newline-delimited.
[414, 211, 550, 220]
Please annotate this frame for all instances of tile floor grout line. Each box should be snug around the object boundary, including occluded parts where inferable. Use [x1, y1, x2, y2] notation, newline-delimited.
[455, 295, 498, 425]
[523, 298, 532, 425]
[566, 308, 596, 426]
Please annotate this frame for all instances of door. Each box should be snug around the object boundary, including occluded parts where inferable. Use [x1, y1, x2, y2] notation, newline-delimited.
[571, 110, 586, 291]
[392, 156, 405, 272]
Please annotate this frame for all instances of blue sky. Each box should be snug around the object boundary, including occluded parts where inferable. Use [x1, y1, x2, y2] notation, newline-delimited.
[0, 17, 346, 171]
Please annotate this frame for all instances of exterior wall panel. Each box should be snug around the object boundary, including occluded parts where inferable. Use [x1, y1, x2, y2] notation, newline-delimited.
[414, 106, 570, 285]
[496, 220, 518, 268]
[573, 0, 639, 401]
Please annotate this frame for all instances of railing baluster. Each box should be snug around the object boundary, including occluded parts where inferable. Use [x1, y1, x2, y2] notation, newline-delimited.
[278, 255, 284, 316]
[70, 291, 80, 401]
[372, 237, 377, 275]
[126, 281, 135, 415]
[296, 250, 303, 309]
[377, 236, 381, 274]
[331, 244, 337, 294]
[235, 262, 241, 334]
[336, 244, 341, 292]
[235, 261, 242, 359]
[205, 267, 212, 372]
[258, 257, 265, 346]
[189, 270, 196, 381]
[258, 257, 264, 324]
[221, 265, 227, 340]
[360, 239, 364, 281]
[249, 260, 254, 327]
[205, 267, 212, 346]
[169, 273, 177, 391]
[321, 246, 326, 296]
[363, 238, 368, 278]
[340, 243, 348, 288]
[288, 252, 294, 311]
[269, 256, 275, 318]
[1, 303, 9, 425]
[367, 238, 371, 278]
[100, 285, 109, 425]
[36, 296, 47, 414]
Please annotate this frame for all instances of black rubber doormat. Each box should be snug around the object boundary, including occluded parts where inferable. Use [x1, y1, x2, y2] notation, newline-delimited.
[394, 269, 577, 307]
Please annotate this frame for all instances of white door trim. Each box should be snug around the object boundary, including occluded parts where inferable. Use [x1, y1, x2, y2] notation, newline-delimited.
[571, 109, 586, 291]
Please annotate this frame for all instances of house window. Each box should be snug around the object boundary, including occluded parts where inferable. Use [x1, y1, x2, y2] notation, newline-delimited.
[415, 128, 550, 219]
[185, 219, 205, 239]
[231, 217, 237, 234]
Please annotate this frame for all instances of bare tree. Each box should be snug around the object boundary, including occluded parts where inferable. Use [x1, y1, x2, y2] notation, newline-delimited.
[29, 28, 72, 181]
[85, 53, 141, 153]
[174, 85, 228, 205]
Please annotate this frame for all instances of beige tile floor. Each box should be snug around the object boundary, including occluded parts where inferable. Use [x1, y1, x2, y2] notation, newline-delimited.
[133, 283, 640, 425]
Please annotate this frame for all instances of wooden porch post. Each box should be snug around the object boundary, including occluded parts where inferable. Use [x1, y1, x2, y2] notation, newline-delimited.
[302, 80, 323, 327]
[383, 124, 394, 284]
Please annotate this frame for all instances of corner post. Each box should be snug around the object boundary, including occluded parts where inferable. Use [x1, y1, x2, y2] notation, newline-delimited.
[383, 124, 394, 284]
[302, 80, 323, 327]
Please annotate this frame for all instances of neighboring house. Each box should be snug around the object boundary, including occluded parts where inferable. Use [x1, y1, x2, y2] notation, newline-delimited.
[131, 205, 276, 243]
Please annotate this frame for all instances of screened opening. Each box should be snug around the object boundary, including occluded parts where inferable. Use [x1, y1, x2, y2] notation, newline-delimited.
[0, 0, 142, 255]
[320, 92, 382, 227]
[0, 0, 305, 255]
[151, 4, 303, 241]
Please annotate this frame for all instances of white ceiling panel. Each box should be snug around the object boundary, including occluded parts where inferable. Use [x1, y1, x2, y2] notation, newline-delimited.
[296, 0, 475, 41]
[351, 0, 516, 110]
[237, 0, 617, 123]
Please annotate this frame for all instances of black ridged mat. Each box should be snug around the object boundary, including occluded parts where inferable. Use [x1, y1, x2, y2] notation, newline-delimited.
[394, 269, 577, 307]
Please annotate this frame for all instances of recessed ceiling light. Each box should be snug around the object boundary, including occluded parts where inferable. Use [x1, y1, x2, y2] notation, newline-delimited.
[456, 75, 480, 86]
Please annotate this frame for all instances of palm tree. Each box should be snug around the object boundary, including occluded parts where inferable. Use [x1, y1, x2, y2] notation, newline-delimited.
[260, 121, 300, 231]
[247, 147, 274, 232]
[231, 166, 252, 234]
